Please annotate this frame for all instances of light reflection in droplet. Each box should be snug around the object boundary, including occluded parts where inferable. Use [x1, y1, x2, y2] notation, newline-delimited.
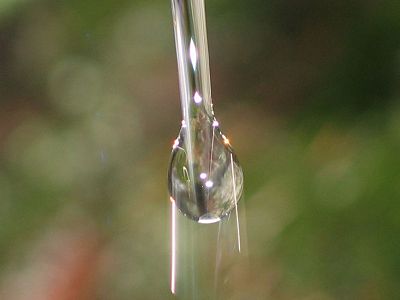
[189, 39, 197, 71]
[198, 215, 220, 224]
[222, 134, 230, 145]
[194, 91, 202, 104]
[205, 180, 213, 188]
[172, 139, 179, 149]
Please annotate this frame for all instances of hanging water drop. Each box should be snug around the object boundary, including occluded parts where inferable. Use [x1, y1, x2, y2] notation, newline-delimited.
[168, 117, 243, 223]
[168, 0, 243, 224]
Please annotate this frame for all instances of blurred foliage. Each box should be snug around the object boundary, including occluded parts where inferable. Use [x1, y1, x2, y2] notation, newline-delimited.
[0, 0, 400, 299]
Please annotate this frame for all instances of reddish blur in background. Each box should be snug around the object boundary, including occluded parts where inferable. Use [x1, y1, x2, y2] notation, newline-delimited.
[1, 0, 400, 299]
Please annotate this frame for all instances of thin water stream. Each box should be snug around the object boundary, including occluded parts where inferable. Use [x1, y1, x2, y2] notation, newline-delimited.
[168, 0, 243, 223]
[168, 0, 246, 298]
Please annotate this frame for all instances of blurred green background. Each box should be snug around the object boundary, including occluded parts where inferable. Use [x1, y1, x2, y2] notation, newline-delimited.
[1, 0, 400, 299]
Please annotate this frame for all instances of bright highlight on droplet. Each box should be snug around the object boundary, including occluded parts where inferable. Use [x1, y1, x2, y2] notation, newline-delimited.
[205, 180, 213, 188]
[222, 135, 230, 144]
[212, 120, 219, 127]
[189, 39, 197, 71]
[198, 216, 221, 224]
[200, 172, 207, 179]
[172, 139, 179, 149]
[194, 92, 202, 104]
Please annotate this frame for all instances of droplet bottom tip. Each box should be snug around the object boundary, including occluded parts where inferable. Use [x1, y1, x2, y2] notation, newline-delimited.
[198, 215, 221, 224]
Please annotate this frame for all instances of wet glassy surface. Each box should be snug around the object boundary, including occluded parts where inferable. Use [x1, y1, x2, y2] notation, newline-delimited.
[168, 117, 243, 223]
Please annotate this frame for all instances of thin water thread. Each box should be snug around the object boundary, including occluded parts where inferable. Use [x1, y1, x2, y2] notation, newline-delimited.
[170, 198, 177, 294]
[206, 121, 216, 204]
[213, 220, 223, 296]
[170, 0, 244, 294]
[231, 153, 241, 252]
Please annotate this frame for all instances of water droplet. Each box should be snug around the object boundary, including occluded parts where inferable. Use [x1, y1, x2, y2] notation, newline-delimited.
[168, 116, 243, 223]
